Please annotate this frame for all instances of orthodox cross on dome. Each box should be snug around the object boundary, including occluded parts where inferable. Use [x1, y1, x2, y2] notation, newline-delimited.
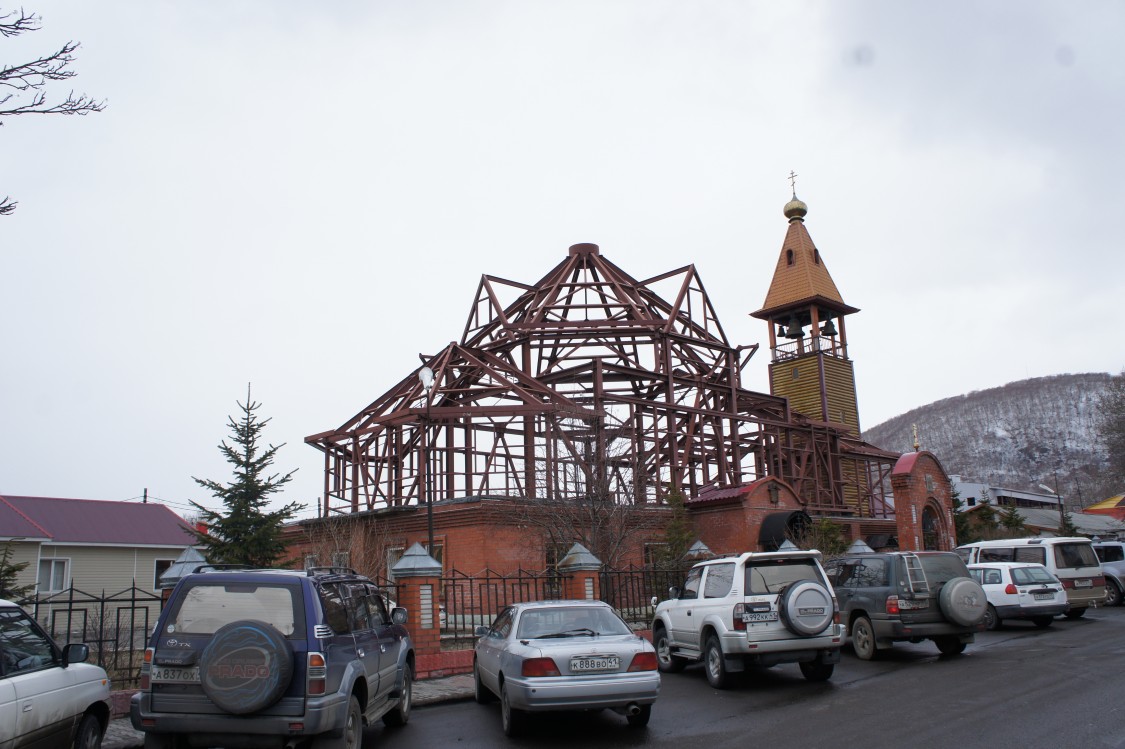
[912, 423, 920, 451]
[788, 170, 799, 198]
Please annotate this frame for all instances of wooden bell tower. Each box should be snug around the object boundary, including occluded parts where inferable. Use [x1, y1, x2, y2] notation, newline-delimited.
[751, 184, 862, 434]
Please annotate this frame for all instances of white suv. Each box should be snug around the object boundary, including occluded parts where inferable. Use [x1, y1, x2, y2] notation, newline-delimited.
[0, 598, 111, 749]
[651, 550, 844, 688]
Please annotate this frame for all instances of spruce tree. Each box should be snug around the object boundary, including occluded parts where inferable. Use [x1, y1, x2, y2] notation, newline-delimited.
[999, 503, 1028, 536]
[190, 386, 305, 567]
[0, 542, 36, 604]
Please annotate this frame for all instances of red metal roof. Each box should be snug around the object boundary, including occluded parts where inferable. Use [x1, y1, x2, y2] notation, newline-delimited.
[0, 495, 196, 546]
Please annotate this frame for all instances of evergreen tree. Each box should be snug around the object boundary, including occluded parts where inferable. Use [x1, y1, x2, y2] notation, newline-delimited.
[0, 542, 35, 604]
[190, 386, 305, 567]
[1058, 507, 1080, 537]
[999, 503, 1028, 536]
[652, 491, 694, 568]
[951, 489, 973, 545]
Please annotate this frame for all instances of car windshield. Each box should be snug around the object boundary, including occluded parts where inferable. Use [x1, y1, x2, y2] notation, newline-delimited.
[1054, 543, 1099, 569]
[1011, 566, 1055, 585]
[169, 582, 302, 636]
[744, 558, 823, 594]
[516, 606, 631, 639]
[918, 554, 970, 585]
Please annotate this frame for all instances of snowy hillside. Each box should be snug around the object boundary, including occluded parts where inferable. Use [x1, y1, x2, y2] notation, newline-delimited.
[862, 373, 1113, 501]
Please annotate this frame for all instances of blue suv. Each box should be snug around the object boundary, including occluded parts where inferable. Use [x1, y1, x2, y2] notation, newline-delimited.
[131, 566, 414, 749]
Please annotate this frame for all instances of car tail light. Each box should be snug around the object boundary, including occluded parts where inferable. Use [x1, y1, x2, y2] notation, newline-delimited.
[1095, 576, 1106, 587]
[886, 595, 900, 615]
[627, 652, 658, 672]
[521, 658, 561, 677]
[307, 652, 327, 695]
[140, 647, 153, 690]
[1005, 583, 1018, 594]
[732, 603, 747, 631]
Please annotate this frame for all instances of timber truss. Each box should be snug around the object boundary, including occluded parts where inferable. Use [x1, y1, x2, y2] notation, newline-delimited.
[305, 243, 897, 517]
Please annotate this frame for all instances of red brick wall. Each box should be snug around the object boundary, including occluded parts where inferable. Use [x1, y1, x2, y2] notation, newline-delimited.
[890, 452, 954, 551]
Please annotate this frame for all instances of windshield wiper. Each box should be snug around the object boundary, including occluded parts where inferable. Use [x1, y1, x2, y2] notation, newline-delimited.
[535, 628, 597, 638]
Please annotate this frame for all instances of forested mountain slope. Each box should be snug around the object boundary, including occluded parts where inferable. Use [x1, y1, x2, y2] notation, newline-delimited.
[862, 373, 1114, 501]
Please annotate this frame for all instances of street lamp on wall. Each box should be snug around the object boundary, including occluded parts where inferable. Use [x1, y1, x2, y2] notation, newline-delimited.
[1038, 482, 1064, 528]
[419, 366, 435, 554]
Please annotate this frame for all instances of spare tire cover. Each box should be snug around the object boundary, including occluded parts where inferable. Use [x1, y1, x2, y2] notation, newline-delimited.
[938, 577, 988, 626]
[200, 620, 294, 714]
[780, 580, 835, 636]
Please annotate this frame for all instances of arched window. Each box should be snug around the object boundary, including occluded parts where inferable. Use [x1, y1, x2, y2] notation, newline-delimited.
[922, 505, 942, 550]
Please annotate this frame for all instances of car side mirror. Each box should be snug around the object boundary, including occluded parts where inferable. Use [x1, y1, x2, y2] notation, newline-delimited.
[474, 625, 490, 638]
[391, 607, 408, 626]
[650, 596, 658, 607]
[668, 586, 681, 599]
[62, 643, 89, 666]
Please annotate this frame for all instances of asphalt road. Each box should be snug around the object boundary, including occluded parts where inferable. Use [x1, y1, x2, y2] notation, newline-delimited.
[365, 605, 1125, 749]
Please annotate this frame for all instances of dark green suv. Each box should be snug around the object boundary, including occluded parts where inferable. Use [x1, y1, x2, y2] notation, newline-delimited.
[131, 566, 414, 749]
[823, 552, 987, 660]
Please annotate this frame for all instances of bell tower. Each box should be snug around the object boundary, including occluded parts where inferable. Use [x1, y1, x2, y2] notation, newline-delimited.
[751, 187, 862, 433]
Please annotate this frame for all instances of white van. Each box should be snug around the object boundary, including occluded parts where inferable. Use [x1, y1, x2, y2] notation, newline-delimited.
[956, 537, 1104, 618]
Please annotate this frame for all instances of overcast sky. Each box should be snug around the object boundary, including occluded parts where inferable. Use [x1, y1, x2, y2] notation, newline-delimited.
[2, 1, 1122, 521]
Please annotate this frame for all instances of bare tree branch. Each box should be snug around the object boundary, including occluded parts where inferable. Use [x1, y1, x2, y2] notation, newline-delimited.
[1, 7, 105, 215]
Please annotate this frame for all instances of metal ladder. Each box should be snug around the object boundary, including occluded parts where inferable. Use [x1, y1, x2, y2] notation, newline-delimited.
[903, 553, 929, 594]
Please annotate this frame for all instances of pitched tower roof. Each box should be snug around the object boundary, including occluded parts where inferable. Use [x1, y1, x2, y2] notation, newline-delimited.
[751, 197, 858, 320]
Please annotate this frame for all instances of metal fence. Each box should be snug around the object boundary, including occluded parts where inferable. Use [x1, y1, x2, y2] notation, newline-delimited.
[600, 564, 691, 628]
[29, 585, 163, 690]
[440, 568, 567, 648]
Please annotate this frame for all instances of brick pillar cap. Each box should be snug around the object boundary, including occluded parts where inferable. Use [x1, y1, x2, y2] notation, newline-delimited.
[558, 543, 602, 572]
[390, 542, 442, 577]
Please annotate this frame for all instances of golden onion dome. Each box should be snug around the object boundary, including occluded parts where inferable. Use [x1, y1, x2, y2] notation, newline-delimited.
[783, 196, 808, 221]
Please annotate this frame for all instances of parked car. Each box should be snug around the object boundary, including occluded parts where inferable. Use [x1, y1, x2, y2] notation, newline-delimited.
[967, 562, 1069, 629]
[824, 551, 987, 659]
[0, 597, 110, 749]
[131, 566, 414, 749]
[1092, 541, 1125, 607]
[651, 549, 844, 688]
[956, 537, 1104, 618]
[473, 600, 660, 736]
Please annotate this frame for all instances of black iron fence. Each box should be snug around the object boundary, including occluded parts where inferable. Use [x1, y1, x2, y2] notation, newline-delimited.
[29, 585, 163, 690]
[600, 564, 691, 628]
[440, 567, 567, 648]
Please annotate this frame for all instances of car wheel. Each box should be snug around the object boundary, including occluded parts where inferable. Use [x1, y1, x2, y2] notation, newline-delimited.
[501, 683, 524, 737]
[473, 661, 495, 704]
[626, 703, 652, 728]
[653, 626, 686, 673]
[1065, 607, 1086, 620]
[938, 577, 988, 626]
[934, 636, 966, 656]
[1031, 616, 1054, 628]
[850, 616, 877, 661]
[703, 635, 732, 689]
[199, 620, 294, 714]
[311, 695, 361, 749]
[982, 604, 1000, 631]
[382, 663, 412, 727]
[1106, 581, 1123, 607]
[798, 659, 834, 682]
[74, 712, 103, 749]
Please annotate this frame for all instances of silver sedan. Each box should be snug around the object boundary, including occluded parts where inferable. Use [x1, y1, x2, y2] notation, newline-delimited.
[473, 600, 661, 736]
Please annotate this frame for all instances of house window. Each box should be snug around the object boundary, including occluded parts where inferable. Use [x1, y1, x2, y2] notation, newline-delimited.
[786, 249, 794, 266]
[304, 554, 319, 570]
[331, 551, 350, 568]
[38, 558, 69, 593]
[154, 559, 175, 589]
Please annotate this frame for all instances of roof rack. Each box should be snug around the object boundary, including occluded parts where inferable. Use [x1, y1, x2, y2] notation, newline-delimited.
[305, 566, 361, 578]
[191, 564, 256, 573]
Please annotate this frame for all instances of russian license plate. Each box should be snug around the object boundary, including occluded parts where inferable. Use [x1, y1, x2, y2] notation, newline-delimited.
[570, 656, 619, 672]
[742, 611, 779, 623]
[151, 665, 200, 683]
[1033, 593, 1054, 600]
[1075, 579, 1093, 588]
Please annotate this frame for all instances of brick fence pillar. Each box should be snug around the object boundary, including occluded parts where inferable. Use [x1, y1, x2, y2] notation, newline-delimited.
[557, 543, 602, 601]
[390, 542, 443, 656]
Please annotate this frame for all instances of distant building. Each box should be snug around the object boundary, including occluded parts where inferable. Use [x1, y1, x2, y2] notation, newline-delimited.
[950, 476, 1063, 512]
